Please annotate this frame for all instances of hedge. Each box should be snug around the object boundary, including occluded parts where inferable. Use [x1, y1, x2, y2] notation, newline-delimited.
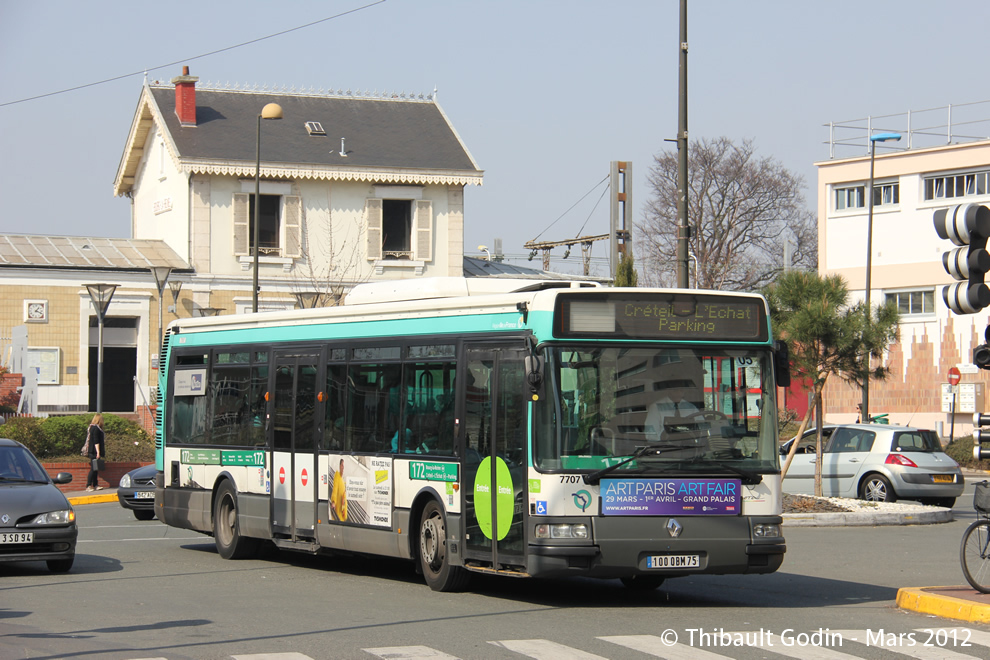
[0, 414, 155, 462]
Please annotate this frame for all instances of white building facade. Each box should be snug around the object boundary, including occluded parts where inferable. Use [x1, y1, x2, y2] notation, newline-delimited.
[817, 135, 990, 434]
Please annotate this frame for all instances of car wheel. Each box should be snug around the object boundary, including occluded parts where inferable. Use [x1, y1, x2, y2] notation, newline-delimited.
[47, 556, 74, 573]
[213, 480, 258, 560]
[620, 574, 665, 590]
[419, 500, 470, 592]
[134, 509, 156, 521]
[860, 474, 897, 503]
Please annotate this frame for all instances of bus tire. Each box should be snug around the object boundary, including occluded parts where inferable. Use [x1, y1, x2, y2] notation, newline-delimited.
[213, 480, 258, 560]
[419, 500, 469, 592]
[620, 574, 664, 590]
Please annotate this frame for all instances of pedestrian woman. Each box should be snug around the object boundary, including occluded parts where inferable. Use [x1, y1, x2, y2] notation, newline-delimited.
[86, 413, 106, 491]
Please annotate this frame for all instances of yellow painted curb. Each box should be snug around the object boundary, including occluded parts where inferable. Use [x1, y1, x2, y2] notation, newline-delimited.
[897, 586, 990, 623]
[67, 493, 118, 506]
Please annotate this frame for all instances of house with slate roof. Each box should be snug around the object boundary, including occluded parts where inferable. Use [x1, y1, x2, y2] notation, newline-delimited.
[0, 67, 485, 415]
[115, 66, 484, 313]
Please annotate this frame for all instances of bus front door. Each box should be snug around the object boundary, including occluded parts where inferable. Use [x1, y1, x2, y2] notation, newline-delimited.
[462, 344, 527, 572]
[271, 350, 321, 541]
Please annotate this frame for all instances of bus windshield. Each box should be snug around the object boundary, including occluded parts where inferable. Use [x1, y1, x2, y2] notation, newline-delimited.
[534, 346, 780, 475]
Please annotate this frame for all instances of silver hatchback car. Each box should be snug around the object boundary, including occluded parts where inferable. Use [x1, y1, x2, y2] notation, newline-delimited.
[781, 424, 964, 507]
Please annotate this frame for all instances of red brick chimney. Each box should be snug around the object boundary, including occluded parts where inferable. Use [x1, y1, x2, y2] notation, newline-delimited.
[171, 65, 199, 127]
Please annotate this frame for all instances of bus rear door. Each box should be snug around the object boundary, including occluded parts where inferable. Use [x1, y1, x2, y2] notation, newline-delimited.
[271, 349, 322, 541]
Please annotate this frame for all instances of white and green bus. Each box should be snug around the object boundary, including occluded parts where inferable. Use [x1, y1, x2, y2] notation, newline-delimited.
[155, 278, 789, 591]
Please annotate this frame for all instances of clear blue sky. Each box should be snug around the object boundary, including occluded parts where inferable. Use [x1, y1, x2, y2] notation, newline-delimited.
[2, 0, 988, 277]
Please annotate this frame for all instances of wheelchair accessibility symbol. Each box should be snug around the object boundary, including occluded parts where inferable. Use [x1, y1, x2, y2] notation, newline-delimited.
[535, 500, 548, 515]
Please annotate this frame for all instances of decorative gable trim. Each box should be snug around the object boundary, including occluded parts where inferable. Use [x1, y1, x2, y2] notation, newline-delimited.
[182, 161, 483, 187]
[114, 85, 184, 197]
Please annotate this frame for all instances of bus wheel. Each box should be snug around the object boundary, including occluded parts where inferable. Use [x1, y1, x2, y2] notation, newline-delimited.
[213, 481, 258, 560]
[419, 500, 469, 592]
[620, 575, 664, 590]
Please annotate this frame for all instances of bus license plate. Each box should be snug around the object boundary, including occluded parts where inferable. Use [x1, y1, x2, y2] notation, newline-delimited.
[647, 554, 699, 569]
[135, 491, 155, 499]
[0, 532, 33, 544]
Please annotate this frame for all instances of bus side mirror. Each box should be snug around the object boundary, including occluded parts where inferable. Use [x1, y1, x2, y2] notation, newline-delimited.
[774, 340, 791, 389]
[524, 355, 544, 394]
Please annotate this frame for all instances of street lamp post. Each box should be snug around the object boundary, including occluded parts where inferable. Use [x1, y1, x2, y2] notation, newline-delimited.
[197, 307, 224, 317]
[861, 131, 901, 423]
[253, 102, 284, 313]
[85, 283, 118, 414]
[150, 266, 172, 353]
[168, 280, 183, 314]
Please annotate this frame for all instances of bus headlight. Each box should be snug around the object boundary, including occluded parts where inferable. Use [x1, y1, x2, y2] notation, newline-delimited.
[753, 523, 781, 538]
[535, 523, 589, 539]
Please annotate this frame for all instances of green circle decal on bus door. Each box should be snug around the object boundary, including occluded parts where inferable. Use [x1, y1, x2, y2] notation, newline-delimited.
[474, 456, 515, 541]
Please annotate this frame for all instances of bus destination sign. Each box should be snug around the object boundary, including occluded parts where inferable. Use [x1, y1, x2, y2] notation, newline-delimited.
[555, 293, 767, 342]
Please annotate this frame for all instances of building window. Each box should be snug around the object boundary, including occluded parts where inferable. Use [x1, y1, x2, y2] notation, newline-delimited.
[835, 185, 864, 210]
[873, 182, 899, 206]
[249, 194, 282, 255]
[366, 198, 433, 262]
[924, 171, 989, 201]
[382, 200, 413, 259]
[233, 192, 301, 258]
[885, 290, 935, 316]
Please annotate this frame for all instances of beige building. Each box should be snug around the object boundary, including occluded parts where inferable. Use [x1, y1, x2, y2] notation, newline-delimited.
[816, 124, 990, 434]
[0, 67, 484, 415]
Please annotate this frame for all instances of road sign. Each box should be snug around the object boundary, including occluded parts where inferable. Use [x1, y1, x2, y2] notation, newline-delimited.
[949, 366, 962, 385]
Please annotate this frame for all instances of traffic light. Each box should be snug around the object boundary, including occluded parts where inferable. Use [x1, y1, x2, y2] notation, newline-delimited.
[975, 325, 990, 370]
[934, 203, 990, 314]
[974, 413, 990, 460]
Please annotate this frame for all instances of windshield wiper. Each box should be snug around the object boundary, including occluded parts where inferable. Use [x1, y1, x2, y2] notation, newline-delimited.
[582, 444, 681, 485]
[685, 461, 763, 485]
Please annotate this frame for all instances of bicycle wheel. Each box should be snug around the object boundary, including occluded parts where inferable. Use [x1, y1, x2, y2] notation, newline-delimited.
[961, 519, 990, 593]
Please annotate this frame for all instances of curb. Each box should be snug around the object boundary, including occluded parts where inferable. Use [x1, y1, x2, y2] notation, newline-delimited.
[897, 586, 990, 623]
[68, 493, 118, 506]
[782, 508, 954, 527]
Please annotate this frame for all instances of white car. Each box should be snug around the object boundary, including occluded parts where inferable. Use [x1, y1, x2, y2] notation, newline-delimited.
[781, 424, 964, 507]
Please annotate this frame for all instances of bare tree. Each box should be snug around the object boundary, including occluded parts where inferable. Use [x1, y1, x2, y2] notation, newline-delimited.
[293, 215, 370, 307]
[638, 137, 818, 291]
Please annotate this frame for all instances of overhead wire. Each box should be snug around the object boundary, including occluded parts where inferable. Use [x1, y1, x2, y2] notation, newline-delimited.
[574, 183, 611, 237]
[529, 174, 610, 243]
[0, 0, 387, 108]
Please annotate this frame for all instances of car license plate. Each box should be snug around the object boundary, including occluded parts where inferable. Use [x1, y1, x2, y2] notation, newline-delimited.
[135, 491, 155, 499]
[0, 532, 33, 544]
[647, 554, 699, 569]
[933, 475, 954, 483]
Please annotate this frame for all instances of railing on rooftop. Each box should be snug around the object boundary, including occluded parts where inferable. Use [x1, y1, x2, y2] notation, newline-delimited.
[825, 100, 990, 159]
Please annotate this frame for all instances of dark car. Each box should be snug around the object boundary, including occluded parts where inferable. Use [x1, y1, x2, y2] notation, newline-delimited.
[0, 437, 77, 572]
[117, 463, 157, 520]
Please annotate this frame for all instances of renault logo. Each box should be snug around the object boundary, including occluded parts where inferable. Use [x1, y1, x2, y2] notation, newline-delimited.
[666, 518, 683, 538]
[1, 514, 8, 524]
